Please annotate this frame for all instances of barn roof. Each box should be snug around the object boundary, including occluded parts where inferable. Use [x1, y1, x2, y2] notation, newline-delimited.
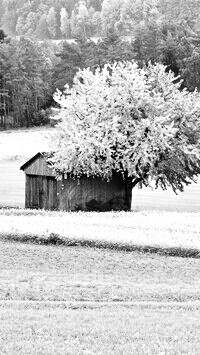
[20, 152, 47, 171]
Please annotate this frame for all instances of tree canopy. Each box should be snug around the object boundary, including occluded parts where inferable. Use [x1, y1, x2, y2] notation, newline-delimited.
[50, 61, 200, 193]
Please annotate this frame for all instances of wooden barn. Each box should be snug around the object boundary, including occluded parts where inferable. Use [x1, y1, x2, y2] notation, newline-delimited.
[20, 152, 130, 211]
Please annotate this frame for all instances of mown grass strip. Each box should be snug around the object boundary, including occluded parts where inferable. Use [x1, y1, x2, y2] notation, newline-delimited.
[1, 231, 200, 259]
[1, 300, 200, 310]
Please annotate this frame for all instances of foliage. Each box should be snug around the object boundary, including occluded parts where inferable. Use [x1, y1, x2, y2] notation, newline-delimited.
[100, 0, 124, 35]
[0, 29, 6, 42]
[52, 31, 135, 91]
[50, 61, 200, 193]
[52, 40, 84, 90]
[96, 29, 135, 67]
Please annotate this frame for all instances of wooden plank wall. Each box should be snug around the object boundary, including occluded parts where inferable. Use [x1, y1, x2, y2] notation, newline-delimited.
[47, 176, 58, 210]
[24, 156, 55, 177]
[57, 174, 126, 211]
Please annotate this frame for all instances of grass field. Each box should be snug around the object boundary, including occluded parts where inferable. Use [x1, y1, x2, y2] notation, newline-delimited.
[0, 127, 51, 160]
[0, 209, 200, 354]
[0, 237, 200, 354]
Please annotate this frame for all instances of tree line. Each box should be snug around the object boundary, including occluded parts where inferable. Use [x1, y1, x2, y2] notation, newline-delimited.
[0, 32, 56, 129]
[1, 0, 200, 40]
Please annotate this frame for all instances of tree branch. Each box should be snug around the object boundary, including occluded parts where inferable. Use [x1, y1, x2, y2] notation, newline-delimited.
[131, 177, 143, 189]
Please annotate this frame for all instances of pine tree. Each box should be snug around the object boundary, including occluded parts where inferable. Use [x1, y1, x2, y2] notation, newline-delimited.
[77, 0, 89, 37]
[96, 29, 135, 67]
[47, 7, 57, 39]
[91, 11, 101, 36]
[52, 41, 83, 90]
[34, 14, 50, 40]
[24, 11, 38, 36]
[100, 0, 123, 35]
[60, 8, 71, 38]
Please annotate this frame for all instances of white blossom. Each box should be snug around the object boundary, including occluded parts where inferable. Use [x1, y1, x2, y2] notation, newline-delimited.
[49, 61, 200, 192]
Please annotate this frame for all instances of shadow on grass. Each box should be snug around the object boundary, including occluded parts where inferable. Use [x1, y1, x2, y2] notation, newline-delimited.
[1, 232, 200, 259]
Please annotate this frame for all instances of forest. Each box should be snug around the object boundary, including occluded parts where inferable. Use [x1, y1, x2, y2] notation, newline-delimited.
[1, 0, 200, 128]
[1, 0, 200, 40]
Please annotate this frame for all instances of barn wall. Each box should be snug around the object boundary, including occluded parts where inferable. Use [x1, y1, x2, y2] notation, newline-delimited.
[57, 173, 127, 211]
[24, 156, 55, 177]
[23, 173, 200, 212]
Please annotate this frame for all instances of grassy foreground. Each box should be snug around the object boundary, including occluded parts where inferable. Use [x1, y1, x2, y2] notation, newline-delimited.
[1, 301, 200, 355]
[0, 239, 200, 354]
[0, 209, 200, 354]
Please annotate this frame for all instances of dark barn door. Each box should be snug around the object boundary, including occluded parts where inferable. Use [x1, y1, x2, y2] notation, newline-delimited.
[45, 176, 58, 210]
[26, 175, 58, 210]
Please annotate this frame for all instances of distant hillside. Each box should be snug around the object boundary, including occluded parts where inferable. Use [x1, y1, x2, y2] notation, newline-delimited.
[1, 0, 200, 40]
[1, 0, 103, 40]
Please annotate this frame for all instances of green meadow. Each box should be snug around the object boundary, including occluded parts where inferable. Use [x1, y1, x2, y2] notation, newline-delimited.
[0, 209, 200, 354]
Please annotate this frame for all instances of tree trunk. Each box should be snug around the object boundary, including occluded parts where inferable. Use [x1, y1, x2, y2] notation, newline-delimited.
[124, 177, 133, 211]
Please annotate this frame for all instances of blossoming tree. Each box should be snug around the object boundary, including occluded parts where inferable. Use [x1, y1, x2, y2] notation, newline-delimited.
[50, 61, 200, 210]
